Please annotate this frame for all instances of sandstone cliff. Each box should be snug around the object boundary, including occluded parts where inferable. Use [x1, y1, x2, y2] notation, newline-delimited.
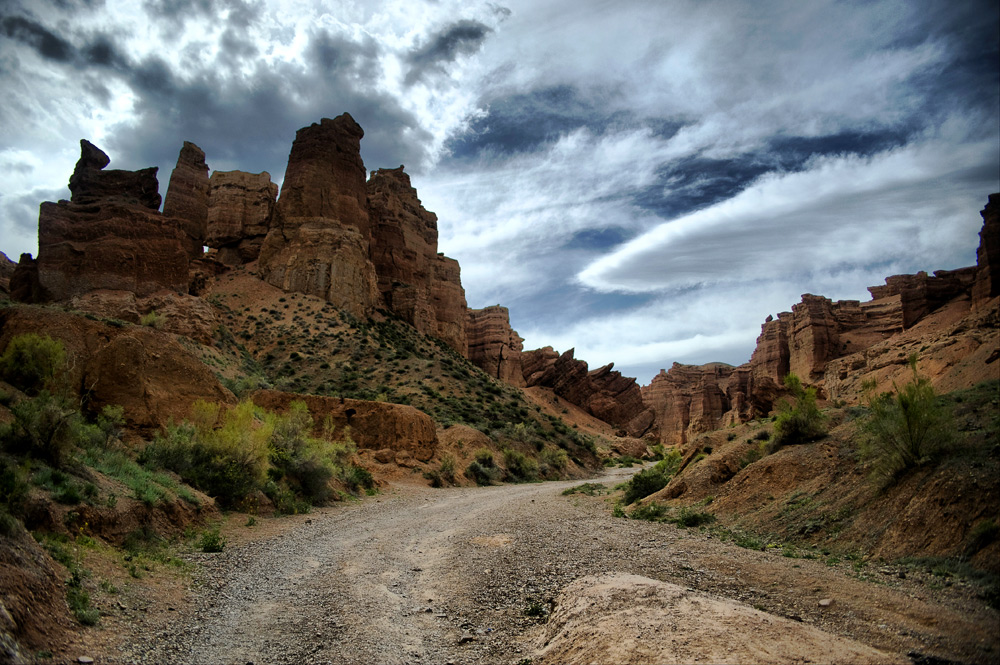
[258, 114, 380, 318]
[13, 140, 190, 304]
[205, 170, 277, 265]
[467, 306, 524, 386]
[522, 347, 653, 436]
[367, 166, 468, 353]
[971, 192, 999, 310]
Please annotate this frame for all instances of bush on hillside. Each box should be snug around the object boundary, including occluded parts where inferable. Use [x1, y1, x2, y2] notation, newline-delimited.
[772, 373, 826, 448]
[859, 355, 953, 481]
[622, 449, 682, 505]
[0, 333, 66, 395]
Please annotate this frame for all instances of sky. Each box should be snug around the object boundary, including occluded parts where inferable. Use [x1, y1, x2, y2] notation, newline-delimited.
[1, 0, 997, 384]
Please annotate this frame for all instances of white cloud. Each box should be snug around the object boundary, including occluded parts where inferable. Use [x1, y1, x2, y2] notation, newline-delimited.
[577, 136, 997, 294]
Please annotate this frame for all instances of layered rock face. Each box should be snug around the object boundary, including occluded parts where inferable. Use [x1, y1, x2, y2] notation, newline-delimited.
[258, 114, 379, 318]
[205, 170, 277, 264]
[163, 141, 210, 259]
[971, 193, 999, 310]
[14, 141, 190, 303]
[251, 389, 437, 462]
[467, 306, 524, 386]
[367, 166, 469, 353]
[522, 347, 653, 436]
[643, 363, 749, 447]
[0, 252, 15, 298]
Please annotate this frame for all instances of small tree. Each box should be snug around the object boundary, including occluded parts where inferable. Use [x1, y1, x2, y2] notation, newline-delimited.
[859, 355, 953, 481]
[772, 373, 826, 448]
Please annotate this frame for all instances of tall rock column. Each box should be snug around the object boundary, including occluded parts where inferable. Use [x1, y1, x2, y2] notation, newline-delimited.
[163, 141, 210, 259]
[972, 192, 1000, 310]
[205, 170, 278, 264]
[258, 114, 379, 317]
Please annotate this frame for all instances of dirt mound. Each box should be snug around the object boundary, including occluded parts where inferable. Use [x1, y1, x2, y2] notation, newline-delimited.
[648, 383, 1000, 569]
[534, 573, 902, 664]
[0, 305, 234, 432]
[0, 522, 75, 663]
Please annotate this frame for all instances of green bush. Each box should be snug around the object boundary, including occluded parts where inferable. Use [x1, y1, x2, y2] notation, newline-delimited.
[630, 501, 668, 521]
[503, 448, 539, 482]
[859, 357, 954, 481]
[0, 391, 83, 466]
[621, 450, 681, 505]
[673, 507, 716, 528]
[465, 460, 500, 486]
[772, 373, 826, 448]
[139, 310, 164, 329]
[199, 528, 226, 553]
[0, 333, 66, 395]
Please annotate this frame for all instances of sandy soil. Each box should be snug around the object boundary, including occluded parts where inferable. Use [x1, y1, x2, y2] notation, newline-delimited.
[87, 466, 997, 665]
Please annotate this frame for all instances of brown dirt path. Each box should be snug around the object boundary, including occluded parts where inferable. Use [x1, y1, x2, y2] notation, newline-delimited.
[103, 466, 997, 664]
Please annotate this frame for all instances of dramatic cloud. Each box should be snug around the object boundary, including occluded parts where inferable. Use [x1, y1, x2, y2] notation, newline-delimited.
[1, 0, 996, 384]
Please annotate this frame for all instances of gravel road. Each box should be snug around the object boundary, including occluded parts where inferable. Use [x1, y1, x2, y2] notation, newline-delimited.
[107, 466, 997, 665]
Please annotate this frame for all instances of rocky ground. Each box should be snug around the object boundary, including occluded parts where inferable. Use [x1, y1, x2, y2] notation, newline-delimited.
[67, 466, 997, 665]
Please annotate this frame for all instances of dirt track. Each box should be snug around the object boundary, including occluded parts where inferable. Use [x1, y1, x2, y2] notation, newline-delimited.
[105, 467, 997, 664]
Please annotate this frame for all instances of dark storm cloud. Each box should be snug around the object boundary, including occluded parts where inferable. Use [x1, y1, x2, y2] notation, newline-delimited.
[0, 188, 67, 233]
[562, 228, 629, 251]
[95, 27, 430, 197]
[405, 19, 492, 84]
[447, 85, 660, 159]
[630, 128, 916, 222]
[1, 15, 76, 62]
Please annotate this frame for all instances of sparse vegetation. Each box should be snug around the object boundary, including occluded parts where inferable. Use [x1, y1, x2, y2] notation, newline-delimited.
[562, 482, 606, 496]
[621, 450, 681, 505]
[858, 355, 954, 481]
[771, 373, 826, 448]
[139, 310, 165, 329]
[0, 332, 66, 395]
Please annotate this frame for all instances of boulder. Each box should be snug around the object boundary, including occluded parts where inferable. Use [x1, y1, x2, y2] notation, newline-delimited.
[163, 141, 210, 259]
[0, 307, 233, 432]
[250, 390, 437, 462]
[467, 306, 524, 386]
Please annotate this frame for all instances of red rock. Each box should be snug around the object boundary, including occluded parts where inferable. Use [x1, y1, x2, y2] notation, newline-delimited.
[467, 306, 524, 386]
[34, 199, 190, 300]
[68, 139, 161, 210]
[205, 170, 277, 264]
[250, 389, 437, 462]
[643, 363, 742, 448]
[8, 253, 41, 303]
[523, 347, 653, 436]
[367, 166, 469, 354]
[163, 141, 210, 259]
[259, 115, 380, 316]
[971, 192, 1000, 310]
[0, 251, 16, 298]
[0, 307, 234, 432]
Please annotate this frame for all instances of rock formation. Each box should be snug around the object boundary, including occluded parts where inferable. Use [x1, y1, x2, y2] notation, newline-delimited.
[205, 170, 277, 264]
[163, 141, 210, 259]
[0, 251, 15, 298]
[467, 306, 524, 386]
[251, 389, 437, 462]
[367, 166, 469, 353]
[971, 192, 999, 310]
[642, 363, 748, 447]
[522, 347, 653, 436]
[13, 140, 190, 303]
[258, 114, 380, 318]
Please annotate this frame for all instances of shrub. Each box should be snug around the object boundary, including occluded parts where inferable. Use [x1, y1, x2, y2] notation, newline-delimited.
[621, 450, 681, 505]
[772, 373, 826, 448]
[139, 310, 164, 329]
[673, 507, 716, 528]
[0, 391, 82, 466]
[562, 482, 606, 496]
[630, 501, 668, 521]
[199, 528, 226, 553]
[858, 356, 954, 481]
[503, 448, 539, 482]
[0, 333, 66, 395]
